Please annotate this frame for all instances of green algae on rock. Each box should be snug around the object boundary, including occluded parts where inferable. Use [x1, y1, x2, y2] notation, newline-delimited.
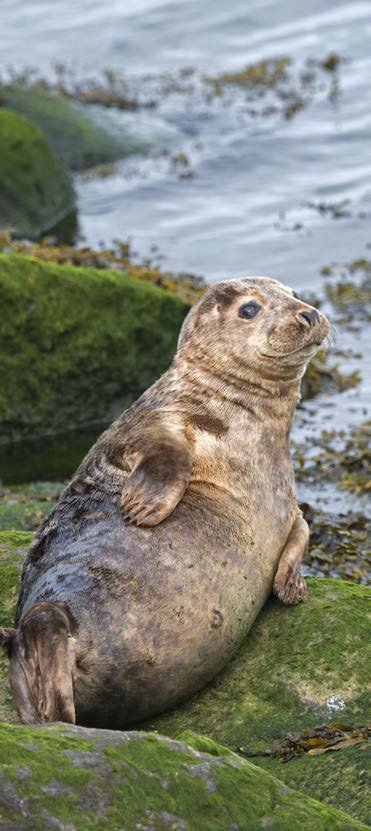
[0, 482, 64, 531]
[144, 578, 370, 824]
[0, 531, 31, 626]
[0, 235, 360, 401]
[0, 531, 32, 725]
[0, 253, 189, 442]
[0, 228, 206, 305]
[0, 536, 368, 822]
[0, 85, 142, 171]
[0, 110, 76, 240]
[0, 723, 366, 830]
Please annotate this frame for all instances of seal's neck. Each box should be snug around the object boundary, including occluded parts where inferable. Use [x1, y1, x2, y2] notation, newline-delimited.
[173, 354, 302, 432]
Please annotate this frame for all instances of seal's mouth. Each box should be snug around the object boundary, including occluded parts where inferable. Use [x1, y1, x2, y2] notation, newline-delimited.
[279, 340, 324, 357]
[262, 336, 326, 360]
[263, 311, 331, 359]
[300, 340, 322, 349]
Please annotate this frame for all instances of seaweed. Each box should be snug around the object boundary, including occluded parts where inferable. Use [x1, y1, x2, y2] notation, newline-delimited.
[321, 258, 371, 325]
[300, 350, 360, 399]
[204, 57, 290, 93]
[0, 51, 345, 123]
[294, 422, 371, 495]
[239, 723, 369, 763]
[300, 503, 370, 584]
[325, 278, 371, 324]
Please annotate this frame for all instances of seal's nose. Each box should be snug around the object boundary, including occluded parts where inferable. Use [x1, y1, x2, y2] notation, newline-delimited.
[298, 309, 320, 328]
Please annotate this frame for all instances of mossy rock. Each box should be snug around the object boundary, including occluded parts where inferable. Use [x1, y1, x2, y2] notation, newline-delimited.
[0, 85, 141, 171]
[146, 579, 370, 824]
[0, 531, 32, 725]
[0, 110, 76, 239]
[0, 254, 189, 442]
[0, 535, 368, 822]
[0, 723, 366, 830]
[0, 483, 64, 531]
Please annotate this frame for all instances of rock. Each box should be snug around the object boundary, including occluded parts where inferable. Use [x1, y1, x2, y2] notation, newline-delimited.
[0, 110, 76, 239]
[0, 483, 64, 532]
[0, 85, 177, 171]
[0, 531, 32, 725]
[146, 579, 370, 825]
[0, 535, 368, 823]
[0, 722, 366, 829]
[0, 254, 189, 442]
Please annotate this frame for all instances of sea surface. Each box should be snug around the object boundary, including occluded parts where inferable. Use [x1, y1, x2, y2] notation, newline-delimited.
[1, 1, 370, 530]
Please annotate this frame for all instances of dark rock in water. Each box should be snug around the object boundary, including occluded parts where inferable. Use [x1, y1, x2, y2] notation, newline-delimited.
[0, 254, 189, 442]
[0, 85, 174, 171]
[0, 110, 76, 239]
[0, 722, 366, 830]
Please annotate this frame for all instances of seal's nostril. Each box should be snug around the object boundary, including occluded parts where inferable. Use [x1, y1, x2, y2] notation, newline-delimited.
[299, 309, 320, 328]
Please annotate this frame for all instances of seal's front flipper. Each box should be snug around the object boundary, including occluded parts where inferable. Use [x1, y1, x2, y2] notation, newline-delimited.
[0, 602, 77, 725]
[273, 509, 309, 605]
[121, 432, 193, 527]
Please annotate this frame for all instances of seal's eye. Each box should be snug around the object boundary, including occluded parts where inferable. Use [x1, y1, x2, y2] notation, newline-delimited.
[238, 301, 261, 320]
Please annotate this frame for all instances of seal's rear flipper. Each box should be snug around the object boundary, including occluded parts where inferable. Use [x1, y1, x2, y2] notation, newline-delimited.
[0, 602, 77, 725]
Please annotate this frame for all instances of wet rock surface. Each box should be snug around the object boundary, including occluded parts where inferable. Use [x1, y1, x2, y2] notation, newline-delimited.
[0, 535, 368, 824]
[0, 110, 76, 239]
[0, 85, 180, 172]
[0, 482, 64, 532]
[0, 722, 366, 830]
[144, 578, 369, 824]
[0, 85, 136, 171]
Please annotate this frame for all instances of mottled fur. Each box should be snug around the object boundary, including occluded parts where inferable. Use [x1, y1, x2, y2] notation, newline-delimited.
[1, 277, 329, 728]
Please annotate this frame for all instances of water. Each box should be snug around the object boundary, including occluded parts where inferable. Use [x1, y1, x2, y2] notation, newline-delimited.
[2, 1, 371, 282]
[0, 1, 370, 525]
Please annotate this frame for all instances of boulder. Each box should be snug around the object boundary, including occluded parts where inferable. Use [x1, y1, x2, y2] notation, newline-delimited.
[0, 110, 76, 239]
[0, 483, 64, 531]
[0, 85, 179, 171]
[0, 532, 32, 725]
[0, 722, 366, 830]
[0, 254, 189, 442]
[146, 579, 370, 824]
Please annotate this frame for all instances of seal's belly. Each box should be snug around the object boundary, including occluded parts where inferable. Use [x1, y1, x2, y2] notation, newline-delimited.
[21, 485, 295, 725]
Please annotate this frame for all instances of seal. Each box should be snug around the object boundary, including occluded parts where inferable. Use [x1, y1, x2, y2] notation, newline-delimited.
[0, 277, 330, 728]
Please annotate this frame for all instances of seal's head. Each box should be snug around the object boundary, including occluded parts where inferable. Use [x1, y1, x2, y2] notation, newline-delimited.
[177, 276, 330, 383]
